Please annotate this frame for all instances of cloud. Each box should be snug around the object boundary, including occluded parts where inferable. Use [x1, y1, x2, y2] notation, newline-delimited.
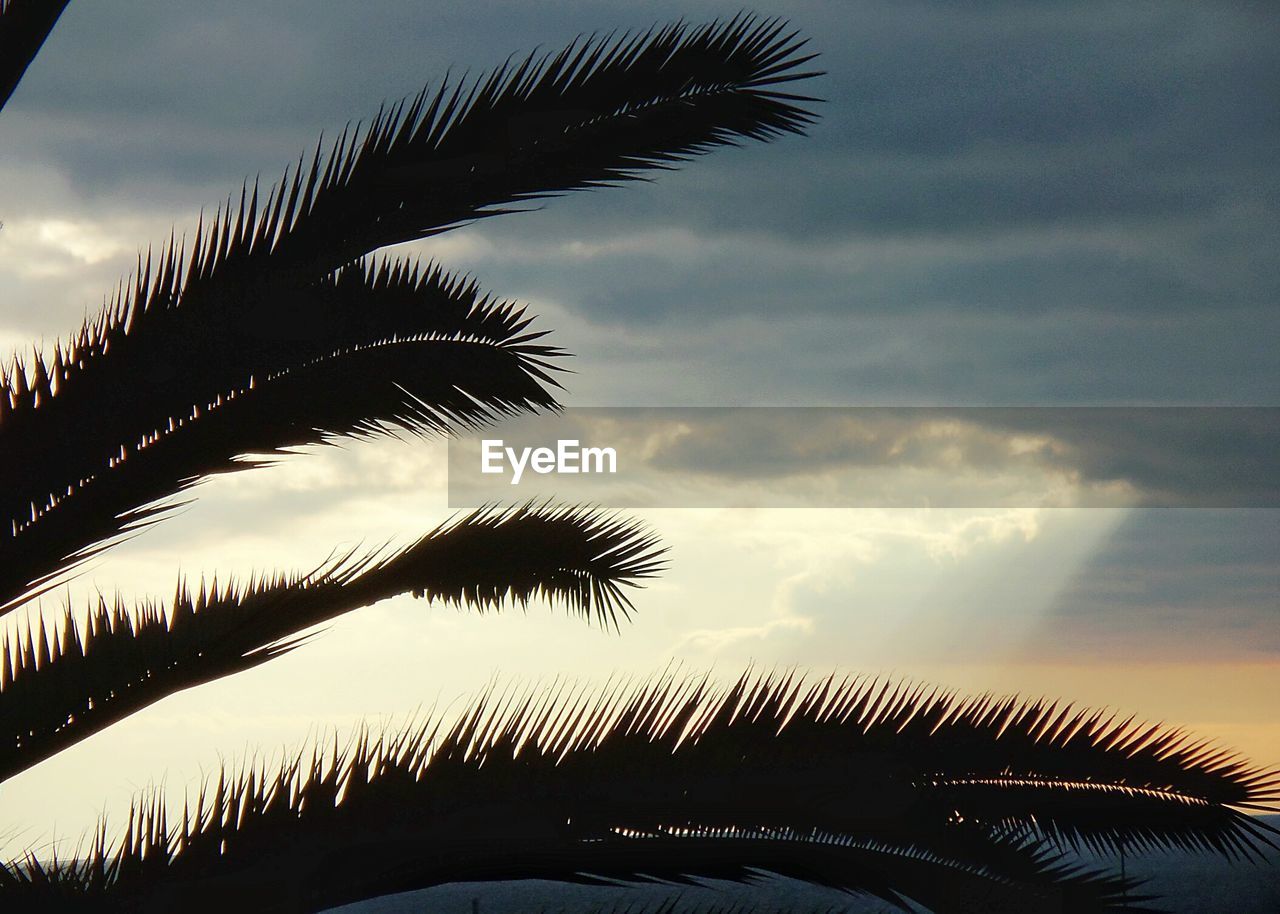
[672, 616, 813, 655]
[3, 1, 1277, 405]
[683, 505, 1103, 668]
[448, 407, 1279, 508]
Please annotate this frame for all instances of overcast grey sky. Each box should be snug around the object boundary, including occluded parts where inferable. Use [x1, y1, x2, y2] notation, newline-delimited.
[0, 0, 1276, 865]
[3, 1, 1277, 404]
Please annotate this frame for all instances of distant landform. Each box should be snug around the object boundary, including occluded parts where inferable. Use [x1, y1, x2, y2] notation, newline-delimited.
[330, 816, 1280, 913]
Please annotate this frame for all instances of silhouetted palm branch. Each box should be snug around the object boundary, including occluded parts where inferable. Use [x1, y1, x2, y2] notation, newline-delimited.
[0, 15, 818, 609]
[0, 504, 663, 781]
[0, 0, 68, 112]
[5, 671, 1271, 912]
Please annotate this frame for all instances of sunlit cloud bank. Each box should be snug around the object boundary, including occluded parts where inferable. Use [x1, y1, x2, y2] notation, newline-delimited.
[1, 431, 1275, 860]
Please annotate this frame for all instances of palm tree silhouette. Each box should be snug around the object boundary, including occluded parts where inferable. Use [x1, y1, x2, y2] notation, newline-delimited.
[0, 6, 1274, 912]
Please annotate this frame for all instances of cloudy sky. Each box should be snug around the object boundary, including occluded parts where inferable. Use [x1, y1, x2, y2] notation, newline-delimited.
[0, 0, 1276, 860]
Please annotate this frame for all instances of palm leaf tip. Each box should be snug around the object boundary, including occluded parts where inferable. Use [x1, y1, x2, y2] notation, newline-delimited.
[341, 501, 667, 630]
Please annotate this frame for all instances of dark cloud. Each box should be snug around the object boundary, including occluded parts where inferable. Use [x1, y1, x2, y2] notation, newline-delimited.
[976, 408, 1280, 505]
[543, 305, 1279, 407]
[10, 1, 1277, 233]
[2, 1, 1275, 405]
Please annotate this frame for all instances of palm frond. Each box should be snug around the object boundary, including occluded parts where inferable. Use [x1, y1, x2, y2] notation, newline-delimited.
[0, 0, 69, 113]
[0, 260, 563, 611]
[8, 670, 1265, 912]
[0, 504, 663, 781]
[0, 15, 818, 543]
[0, 258, 554, 559]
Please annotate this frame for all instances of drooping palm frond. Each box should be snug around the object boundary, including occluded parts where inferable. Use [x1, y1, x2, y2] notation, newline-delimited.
[10, 670, 1268, 913]
[0, 15, 819, 555]
[0, 259, 565, 610]
[0, 504, 663, 781]
[0, 0, 69, 112]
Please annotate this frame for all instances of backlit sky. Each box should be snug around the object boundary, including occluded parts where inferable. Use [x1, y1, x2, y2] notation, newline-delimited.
[0, 1, 1276, 858]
